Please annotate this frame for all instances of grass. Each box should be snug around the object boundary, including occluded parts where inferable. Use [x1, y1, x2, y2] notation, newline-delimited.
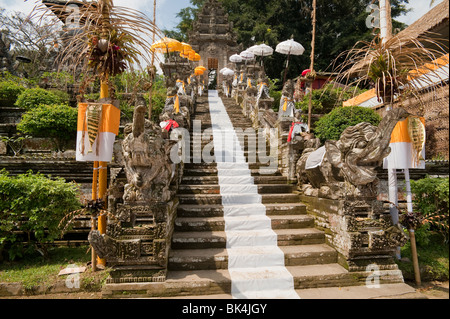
[396, 232, 449, 282]
[0, 246, 110, 293]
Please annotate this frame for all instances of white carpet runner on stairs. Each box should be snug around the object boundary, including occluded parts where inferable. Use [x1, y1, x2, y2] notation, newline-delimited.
[208, 90, 300, 299]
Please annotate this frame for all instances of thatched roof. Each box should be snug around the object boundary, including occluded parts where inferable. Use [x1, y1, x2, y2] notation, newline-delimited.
[396, 0, 449, 40]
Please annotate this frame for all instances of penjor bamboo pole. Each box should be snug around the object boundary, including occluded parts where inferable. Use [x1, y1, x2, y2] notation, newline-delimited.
[91, 161, 99, 271]
[307, 0, 317, 133]
[96, 79, 109, 268]
[95, 0, 111, 269]
[148, 0, 157, 120]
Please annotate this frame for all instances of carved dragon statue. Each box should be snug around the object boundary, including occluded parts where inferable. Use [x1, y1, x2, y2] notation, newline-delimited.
[122, 101, 178, 203]
[296, 107, 409, 199]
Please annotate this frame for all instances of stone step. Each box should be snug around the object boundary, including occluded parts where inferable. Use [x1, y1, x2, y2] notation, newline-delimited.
[102, 264, 409, 298]
[178, 193, 300, 205]
[180, 175, 289, 185]
[177, 184, 295, 195]
[184, 161, 272, 169]
[174, 214, 315, 232]
[177, 202, 306, 217]
[167, 244, 338, 271]
[171, 227, 323, 249]
[102, 263, 356, 299]
[182, 167, 282, 176]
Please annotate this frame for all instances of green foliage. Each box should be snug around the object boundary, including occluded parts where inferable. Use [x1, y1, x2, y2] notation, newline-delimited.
[0, 134, 30, 156]
[17, 104, 78, 151]
[397, 233, 449, 282]
[150, 84, 166, 123]
[39, 72, 74, 90]
[270, 90, 281, 112]
[296, 84, 366, 115]
[0, 81, 25, 106]
[313, 106, 382, 142]
[0, 170, 81, 260]
[411, 176, 449, 242]
[15, 87, 63, 110]
[48, 89, 70, 105]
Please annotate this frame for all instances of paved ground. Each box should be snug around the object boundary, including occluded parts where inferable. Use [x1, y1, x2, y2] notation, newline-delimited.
[1, 281, 447, 299]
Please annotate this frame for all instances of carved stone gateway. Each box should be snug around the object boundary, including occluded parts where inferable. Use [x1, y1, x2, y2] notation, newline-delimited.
[89, 101, 181, 283]
[189, 0, 241, 84]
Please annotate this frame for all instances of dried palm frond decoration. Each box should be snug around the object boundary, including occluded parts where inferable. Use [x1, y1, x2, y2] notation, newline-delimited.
[407, 116, 426, 166]
[58, 198, 118, 236]
[25, 0, 163, 98]
[330, 32, 448, 113]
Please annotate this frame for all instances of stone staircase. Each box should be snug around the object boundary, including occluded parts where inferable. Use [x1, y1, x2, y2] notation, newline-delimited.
[102, 94, 398, 298]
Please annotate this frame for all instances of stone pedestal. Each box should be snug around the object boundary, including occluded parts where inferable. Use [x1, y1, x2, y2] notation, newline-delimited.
[300, 195, 407, 273]
[103, 199, 178, 283]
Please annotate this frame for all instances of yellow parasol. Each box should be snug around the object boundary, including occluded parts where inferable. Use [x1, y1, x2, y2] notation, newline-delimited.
[181, 42, 192, 54]
[195, 67, 205, 76]
[151, 37, 182, 53]
[188, 50, 201, 61]
[193, 53, 201, 62]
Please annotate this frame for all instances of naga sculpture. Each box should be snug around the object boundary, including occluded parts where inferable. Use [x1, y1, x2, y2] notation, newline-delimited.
[296, 107, 409, 199]
[88, 99, 181, 281]
[123, 102, 178, 203]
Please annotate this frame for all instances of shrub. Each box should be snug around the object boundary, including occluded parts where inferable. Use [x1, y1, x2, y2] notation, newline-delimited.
[0, 81, 25, 106]
[15, 88, 62, 110]
[48, 89, 71, 105]
[411, 176, 449, 243]
[270, 90, 282, 112]
[0, 170, 81, 260]
[313, 106, 382, 142]
[17, 104, 78, 151]
[296, 84, 366, 115]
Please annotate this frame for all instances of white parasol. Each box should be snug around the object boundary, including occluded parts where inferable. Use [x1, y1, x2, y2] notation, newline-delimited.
[248, 43, 273, 68]
[248, 44, 274, 57]
[239, 50, 255, 61]
[229, 54, 243, 63]
[275, 39, 305, 56]
[276, 38, 305, 85]
[222, 68, 235, 76]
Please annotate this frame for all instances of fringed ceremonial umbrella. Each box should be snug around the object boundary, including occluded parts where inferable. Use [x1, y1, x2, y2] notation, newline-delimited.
[248, 43, 273, 68]
[239, 50, 255, 64]
[276, 38, 305, 85]
[229, 54, 243, 63]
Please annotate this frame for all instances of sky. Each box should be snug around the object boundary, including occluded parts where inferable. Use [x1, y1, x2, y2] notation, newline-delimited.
[0, 0, 446, 34]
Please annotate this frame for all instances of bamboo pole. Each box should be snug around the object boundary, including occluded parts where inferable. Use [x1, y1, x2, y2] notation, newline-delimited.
[96, 79, 109, 268]
[409, 229, 422, 286]
[307, 0, 317, 133]
[91, 161, 99, 271]
[379, 0, 392, 43]
[149, 0, 157, 120]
